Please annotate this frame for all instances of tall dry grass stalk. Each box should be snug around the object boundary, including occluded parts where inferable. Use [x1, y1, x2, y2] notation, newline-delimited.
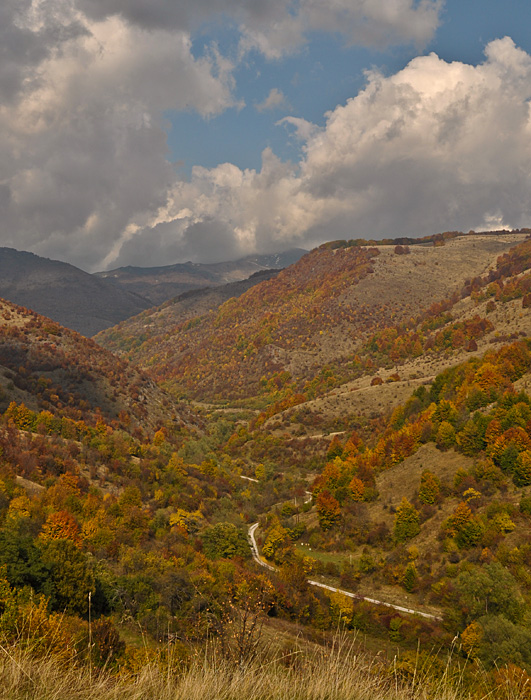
[0, 636, 476, 700]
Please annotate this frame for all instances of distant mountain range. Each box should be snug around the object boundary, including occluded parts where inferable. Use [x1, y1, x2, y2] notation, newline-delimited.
[0, 247, 306, 337]
[0, 248, 150, 337]
[94, 249, 307, 305]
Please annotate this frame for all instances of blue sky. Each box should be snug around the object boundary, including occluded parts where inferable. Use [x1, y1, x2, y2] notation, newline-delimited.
[2, 1, 531, 270]
[167, 0, 531, 174]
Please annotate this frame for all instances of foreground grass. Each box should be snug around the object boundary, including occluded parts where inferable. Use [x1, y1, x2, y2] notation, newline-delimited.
[0, 639, 498, 700]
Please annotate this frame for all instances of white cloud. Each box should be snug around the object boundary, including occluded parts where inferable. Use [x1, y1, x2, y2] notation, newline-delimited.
[76, 0, 443, 57]
[256, 88, 288, 112]
[4, 2, 531, 273]
[276, 116, 321, 142]
[0, 2, 237, 270]
[238, 0, 442, 59]
[0, 0, 445, 271]
[113, 37, 531, 266]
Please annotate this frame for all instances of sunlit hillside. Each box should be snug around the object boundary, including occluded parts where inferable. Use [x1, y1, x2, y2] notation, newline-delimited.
[97, 231, 528, 404]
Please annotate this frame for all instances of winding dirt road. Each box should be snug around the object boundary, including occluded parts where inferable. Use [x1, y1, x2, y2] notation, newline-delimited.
[248, 523, 442, 621]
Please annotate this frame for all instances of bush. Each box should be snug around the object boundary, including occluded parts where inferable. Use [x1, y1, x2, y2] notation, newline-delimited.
[520, 496, 531, 516]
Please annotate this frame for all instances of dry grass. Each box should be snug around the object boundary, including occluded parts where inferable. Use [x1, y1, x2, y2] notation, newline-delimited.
[0, 636, 483, 700]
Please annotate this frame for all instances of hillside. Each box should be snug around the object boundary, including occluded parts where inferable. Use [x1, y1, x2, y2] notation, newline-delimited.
[0, 300, 319, 684]
[265, 334, 531, 671]
[260, 233, 531, 438]
[95, 249, 306, 305]
[0, 248, 150, 336]
[0, 298, 189, 431]
[130, 268, 282, 328]
[96, 231, 528, 402]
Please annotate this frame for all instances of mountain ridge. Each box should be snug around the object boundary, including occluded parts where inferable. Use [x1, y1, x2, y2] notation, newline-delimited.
[94, 248, 307, 305]
[96, 231, 530, 403]
[0, 247, 151, 337]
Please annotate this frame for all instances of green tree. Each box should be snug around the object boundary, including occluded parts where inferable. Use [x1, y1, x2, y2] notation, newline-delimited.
[457, 417, 486, 456]
[0, 531, 50, 595]
[455, 518, 483, 549]
[498, 443, 519, 473]
[436, 421, 456, 450]
[477, 616, 531, 670]
[393, 498, 420, 542]
[401, 562, 418, 592]
[433, 400, 458, 425]
[418, 470, 440, 505]
[201, 523, 250, 560]
[41, 539, 95, 617]
[456, 563, 523, 624]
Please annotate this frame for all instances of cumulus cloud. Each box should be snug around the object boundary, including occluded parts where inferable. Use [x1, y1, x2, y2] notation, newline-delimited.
[0, 0, 446, 271]
[0, 1, 237, 270]
[76, 0, 442, 57]
[276, 116, 321, 142]
[255, 88, 288, 112]
[112, 37, 531, 266]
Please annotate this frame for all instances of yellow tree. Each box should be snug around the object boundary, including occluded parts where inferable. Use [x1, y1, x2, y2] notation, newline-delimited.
[40, 511, 81, 547]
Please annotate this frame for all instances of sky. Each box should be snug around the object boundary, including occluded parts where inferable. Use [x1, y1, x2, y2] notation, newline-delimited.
[2, 1, 531, 271]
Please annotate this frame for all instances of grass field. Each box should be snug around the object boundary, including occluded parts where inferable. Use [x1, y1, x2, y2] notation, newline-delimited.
[0, 637, 489, 700]
[295, 544, 354, 567]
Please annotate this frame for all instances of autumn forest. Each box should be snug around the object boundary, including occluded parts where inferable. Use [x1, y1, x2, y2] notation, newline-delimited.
[3, 231, 531, 698]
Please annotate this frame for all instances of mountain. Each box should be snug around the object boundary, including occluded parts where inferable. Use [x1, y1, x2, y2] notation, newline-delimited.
[99, 267, 283, 354]
[0, 297, 191, 431]
[94, 248, 307, 305]
[0, 248, 150, 337]
[0, 247, 306, 337]
[96, 230, 530, 403]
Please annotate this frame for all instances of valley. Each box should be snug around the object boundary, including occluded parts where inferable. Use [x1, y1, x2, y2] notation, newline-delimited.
[2, 230, 531, 697]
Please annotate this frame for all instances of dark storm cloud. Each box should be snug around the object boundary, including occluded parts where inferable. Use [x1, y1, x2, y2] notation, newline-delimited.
[114, 219, 242, 267]
[0, 1, 237, 270]
[76, 0, 287, 31]
[0, 0, 88, 102]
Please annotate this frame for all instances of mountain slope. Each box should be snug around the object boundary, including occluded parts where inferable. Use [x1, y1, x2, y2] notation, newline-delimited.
[141, 268, 282, 324]
[259, 233, 531, 437]
[0, 298, 190, 430]
[0, 248, 150, 337]
[96, 231, 528, 402]
[94, 249, 307, 305]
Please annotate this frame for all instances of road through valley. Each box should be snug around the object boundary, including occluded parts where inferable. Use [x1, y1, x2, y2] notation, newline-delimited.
[248, 523, 441, 621]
